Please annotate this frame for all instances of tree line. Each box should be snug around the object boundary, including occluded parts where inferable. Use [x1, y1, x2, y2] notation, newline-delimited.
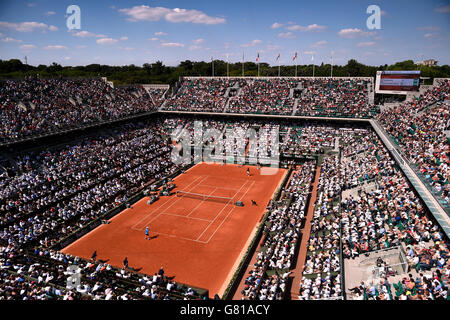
[0, 58, 448, 86]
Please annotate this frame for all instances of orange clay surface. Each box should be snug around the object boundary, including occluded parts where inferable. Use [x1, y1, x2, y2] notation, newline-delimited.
[62, 163, 287, 297]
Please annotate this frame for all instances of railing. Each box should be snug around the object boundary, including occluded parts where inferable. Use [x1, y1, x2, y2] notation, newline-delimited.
[371, 119, 450, 218]
[374, 120, 449, 214]
[408, 163, 450, 211]
[358, 245, 405, 266]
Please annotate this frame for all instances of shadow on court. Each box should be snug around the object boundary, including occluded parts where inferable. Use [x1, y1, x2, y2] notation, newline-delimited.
[98, 259, 110, 263]
[126, 266, 143, 272]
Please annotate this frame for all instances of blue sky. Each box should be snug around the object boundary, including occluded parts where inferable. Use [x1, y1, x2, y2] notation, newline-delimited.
[0, 0, 449, 67]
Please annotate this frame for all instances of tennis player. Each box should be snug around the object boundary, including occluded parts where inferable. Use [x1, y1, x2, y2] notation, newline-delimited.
[145, 226, 150, 240]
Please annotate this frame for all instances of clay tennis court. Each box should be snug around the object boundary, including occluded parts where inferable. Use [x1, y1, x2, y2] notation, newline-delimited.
[62, 162, 287, 297]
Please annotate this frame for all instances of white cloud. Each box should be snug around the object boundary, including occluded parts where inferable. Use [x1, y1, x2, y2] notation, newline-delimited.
[435, 4, 450, 13]
[311, 40, 327, 48]
[356, 41, 375, 47]
[45, 11, 56, 16]
[119, 5, 226, 25]
[44, 45, 67, 50]
[27, 3, 36, 7]
[120, 36, 128, 41]
[424, 33, 436, 39]
[72, 31, 106, 38]
[20, 44, 36, 50]
[148, 37, 159, 41]
[154, 32, 168, 36]
[2, 37, 23, 43]
[160, 42, 184, 47]
[338, 28, 376, 38]
[189, 45, 202, 50]
[96, 38, 119, 45]
[277, 32, 295, 39]
[417, 26, 440, 31]
[192, 38, 204, 44]
[64, 56, 71, 60]
[270, 22, 283, 29]
[0, 21, 58, 32]
[286, 24, 326, 32]
[241, 39, 263, 47]
[304, 51, 316, 55]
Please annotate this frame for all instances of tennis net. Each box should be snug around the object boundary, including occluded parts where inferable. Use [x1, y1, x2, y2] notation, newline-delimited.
[175, 190, 234, 204]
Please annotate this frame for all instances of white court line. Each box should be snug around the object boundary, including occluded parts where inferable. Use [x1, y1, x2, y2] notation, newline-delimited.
[131, 175, 209, 231]
[131, 174, 204, 229]
[137, 175, 212, 230]
[202, 180, 256, 244]
[160, 212, 212, 222]
[147, 180, 249, 243]
[185, 187, 218, 218]
[200, 184, 242, 191]
[130, 174, 205, 230]
[194, 180, 249, 242]
[149, 183, 244, 243]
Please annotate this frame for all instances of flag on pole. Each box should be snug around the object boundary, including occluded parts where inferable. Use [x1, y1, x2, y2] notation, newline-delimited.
[293, 52, 297, 61]
[256, 52, 260, 62]
[276, 53, 280, 61]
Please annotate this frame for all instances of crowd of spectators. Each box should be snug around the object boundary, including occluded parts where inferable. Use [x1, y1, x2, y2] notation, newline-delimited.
[0, 117, 211, 299]
[299, 154, 343, 300]
[160, 77, 376, 118]
[377, 79, 450, 205]
[163, 78, 238, 112]
[1, 102, 449, 301]
[0, 77, 158, 143]
[299, 126, 449, 300]
[227, 79, 296, 115]
[0, 246, 205, 300]
[145, 87, 168, 109]
[241, 161, 315, 300]
[299, 125, 450, 300]
[281, 125, 338, 156]
[0, 118, 184, 249]
[295, 78, 376, 118]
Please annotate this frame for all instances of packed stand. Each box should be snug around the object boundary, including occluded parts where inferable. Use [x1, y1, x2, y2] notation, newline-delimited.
[0, 78, 158, 143]
[227, 79, 296, 115]
[0, 119, 182, 249]
[162, 78, 239, 112]
[295, 78, 376, 118]
[377, 79, 450, 205]
[241, 161, 315, 300]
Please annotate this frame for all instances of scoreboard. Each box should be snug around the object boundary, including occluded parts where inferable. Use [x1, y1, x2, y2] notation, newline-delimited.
[375, 70, 421, 94]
